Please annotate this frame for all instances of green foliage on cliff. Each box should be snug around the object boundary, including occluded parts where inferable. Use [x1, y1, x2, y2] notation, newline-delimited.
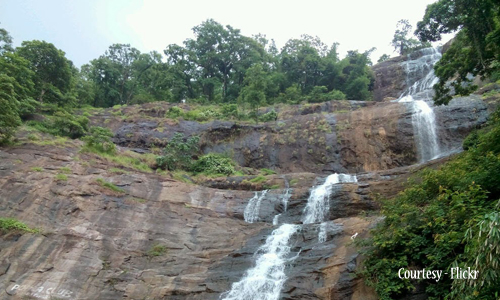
[82, 126, 116, 154]
[156, 133, 200, 171]
[361, 110, 500, 299]
[415, 0, 500, 105]
[0, 218, 38, 233]
[192, 153, 235, 176]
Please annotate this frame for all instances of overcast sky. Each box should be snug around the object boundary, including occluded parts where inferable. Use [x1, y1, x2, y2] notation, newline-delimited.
[0, 0, 450, 68]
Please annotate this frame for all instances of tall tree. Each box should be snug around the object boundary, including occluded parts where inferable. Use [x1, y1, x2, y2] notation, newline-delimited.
[105, 44, 140, 104]
[16, 40, 73, 105]
[392, 19, 430, 55]
[280, 36, 323, 94]
[240, 63, 267, 121]
[164, 44, 198, 101]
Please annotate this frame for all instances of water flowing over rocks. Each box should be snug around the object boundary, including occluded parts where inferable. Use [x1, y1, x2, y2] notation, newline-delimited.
[0, 47, 496, 300]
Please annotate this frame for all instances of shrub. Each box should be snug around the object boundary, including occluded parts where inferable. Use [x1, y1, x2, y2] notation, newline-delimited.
[260, 168, 276, 175]
[221, 104, 239, 119]
[26, 109, 89, 139]
[462, 130, 479, 150]
[156, 133, 199, 171]
[82, 126, 116, 154]
[166, 106, 184, 118]
[52, 111, 89, 138]
[259, 110, 278, 122]
[0, 217, 38, 233]
[192, 153, 235, 176]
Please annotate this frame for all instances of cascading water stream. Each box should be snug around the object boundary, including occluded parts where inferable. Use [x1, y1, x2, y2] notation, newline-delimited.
[398, 47, 442, 162]
[219, 223, 300, 300]
[222, 187, 298, 300]
[302, 174, 358, 224]
[223, 174, 357, 299]
[244, 190, 268, 223]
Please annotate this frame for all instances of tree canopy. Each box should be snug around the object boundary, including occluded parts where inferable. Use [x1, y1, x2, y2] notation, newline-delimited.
[415, 0, 500, 104]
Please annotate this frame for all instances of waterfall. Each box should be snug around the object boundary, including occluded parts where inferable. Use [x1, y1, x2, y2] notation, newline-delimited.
[220, 223, 300, 300]
[244, 190, 268, 223]
[398, 47, 442, 162]
[318, 222, 328, 243]
[223, 174, 356, 299]
[302, 174, 358, 224]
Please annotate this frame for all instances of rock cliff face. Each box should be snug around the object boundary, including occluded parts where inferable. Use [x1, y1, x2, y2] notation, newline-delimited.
[90, 95, 486, 175]
[0, 50, 494, 300]
[0, 142, 449, 300]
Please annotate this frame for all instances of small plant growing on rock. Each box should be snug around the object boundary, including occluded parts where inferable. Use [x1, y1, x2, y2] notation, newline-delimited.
[82, 126, 116, 154]
[147, 244, 167, 257]
[95, 178, 125, 193]
[0, 218, 39, 233]
[55, 174, 68, 181]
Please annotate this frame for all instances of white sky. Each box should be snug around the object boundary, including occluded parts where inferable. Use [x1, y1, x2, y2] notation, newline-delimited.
[0, 0, 451, 67]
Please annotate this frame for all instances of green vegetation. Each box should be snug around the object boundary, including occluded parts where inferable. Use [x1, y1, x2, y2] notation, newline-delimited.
[59, 166, 71, 174]
[156, 133, 200, 171]
[260, 168, 276, 175]
[55, 173, 67, 181]
[147, 244, 167, 257]
[90, 150, 155, 173]
[0, 19, 380, 143]
[192, 153, 235, 176]
[249, 175, 266, 183]
[391, 19, 431, 55]
[95, 178, 125, 193]
[0, 217, 38, 233]
[31, 166, 43, 172]
[415, 0, 500, 104]
[110, 167, 129, 174]
[26, 110, 89, 139]
[361, 109, 500, 299]
[82, 126, 116, 154]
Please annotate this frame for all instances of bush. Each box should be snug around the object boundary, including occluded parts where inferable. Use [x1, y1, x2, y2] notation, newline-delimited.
[361, 109, 500, 299]
[82, 126, 116, 154]
[53, 111, 88, 138]
[259, 110, 278, 122]
[221, 104, 239, 119]
[192, 153, 235, 176]
[166, 106, 184, 118]
[26, 109, 89, 139]
[156, 133, 199, 171]
[462, 130, 479, 150]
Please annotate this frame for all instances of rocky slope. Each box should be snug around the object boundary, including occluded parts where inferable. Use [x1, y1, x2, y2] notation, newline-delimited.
[89, 95, 487, 175]
[0, 137, 453, 300]
[0, 49, 495, 299]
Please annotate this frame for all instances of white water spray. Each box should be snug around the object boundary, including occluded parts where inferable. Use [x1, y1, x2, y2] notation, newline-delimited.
[398, 47, 442, 162]
[244, 190, 268, 223]
[220, 223, 300, 300]
[302, 174, 358, 224]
